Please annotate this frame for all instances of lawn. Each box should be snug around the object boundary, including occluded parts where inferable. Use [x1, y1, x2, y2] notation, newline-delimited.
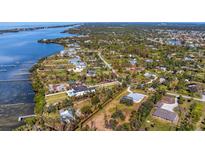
[73, 99, 91, 111]
[142, 115, 176, 131]
[45, 92, 68, 105]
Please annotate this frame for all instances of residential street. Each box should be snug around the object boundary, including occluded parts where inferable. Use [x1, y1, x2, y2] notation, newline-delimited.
[167, 92, 205, 102]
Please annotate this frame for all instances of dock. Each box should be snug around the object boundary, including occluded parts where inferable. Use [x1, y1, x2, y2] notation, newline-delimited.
[18, 114, 36, 122]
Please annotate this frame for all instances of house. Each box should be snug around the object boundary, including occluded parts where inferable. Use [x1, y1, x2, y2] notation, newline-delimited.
[67, 68, 73, 72]
[48, 84, 67, 93]
[130, 59, 137, 65]
[148, 87, 156, 92]
[167, 39, 181, 46]
[145, 59, 153, 63]
[67, 85, 95, 97]
[84, 40, 92, 43]
[152, 108, 179, 123]
[153, 96, 178, 123]
[69, 56, 86, 73]
[136, 67, 145, 72]
[69, 56, 81, 65]
[60, 49, 77, 57]
[184, 57, 194, 61]
[77, 62, 86, 69]
[187, 83, 198, 92]
[159, 78, 166, 83]
[144, 72, 156, 78]
[122, 93, 146, 103]
[159, 67, 167, 71]
[73, 67, 84, 73]
[86, 69, 96, 77]
[68, 43, 80, 48]
[120, 96, 134, 105]
[60, 50, 67, 57]
[75, 109, 82, 117]
[157, 96, 178, 112]
[59, 108, 75, 123]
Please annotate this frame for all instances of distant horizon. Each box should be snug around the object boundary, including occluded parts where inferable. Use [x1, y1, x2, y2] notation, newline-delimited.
[0, 22, 76, 30]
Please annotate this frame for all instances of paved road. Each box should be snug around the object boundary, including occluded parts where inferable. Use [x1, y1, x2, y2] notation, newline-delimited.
[127, 86, 133, 93]
[167, 92, 205, 102]
[146, 75, 158, 84]
[98, 52, 112, 69]
[45, 91, 67, 97]
[98, 52, 119, 77]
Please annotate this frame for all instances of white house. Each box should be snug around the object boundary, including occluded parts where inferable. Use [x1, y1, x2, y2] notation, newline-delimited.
[67, 85, 95, 97]
[59, 108, 75, 123]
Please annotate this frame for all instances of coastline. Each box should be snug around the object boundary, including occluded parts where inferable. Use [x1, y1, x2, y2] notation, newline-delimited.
[15, 39, 68, 130]
[0, 25, 76, 130]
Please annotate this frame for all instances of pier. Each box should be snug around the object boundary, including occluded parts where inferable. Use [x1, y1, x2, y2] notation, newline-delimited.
[18, 114, 36, 122]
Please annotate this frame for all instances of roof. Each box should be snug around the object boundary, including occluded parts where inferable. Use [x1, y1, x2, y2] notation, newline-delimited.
[188, 83, 197, 87]
[73, 85, 88, 92]
[73, 85, 95, 93]
[155, 102, 163, 108]
[152, 108, 178, 122]
[121, 96, 133, 101]
[59, 108, 75, 121]
[127, 93, 145, 103]
[158, 96, 175, 104]
[130, 59, 137, 65]
[69, 57, 81, 64]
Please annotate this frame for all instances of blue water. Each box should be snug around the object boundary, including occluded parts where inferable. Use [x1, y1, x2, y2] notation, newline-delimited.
[0, 23, 75, 104]
[0, 23, 76, 104]
[0, 23, 77, 130]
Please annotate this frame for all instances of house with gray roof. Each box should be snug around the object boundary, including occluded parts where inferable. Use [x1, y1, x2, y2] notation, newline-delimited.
[59, 108, 75, 124]
[66, 85, 95, 97]
[152, 108, 179, 123]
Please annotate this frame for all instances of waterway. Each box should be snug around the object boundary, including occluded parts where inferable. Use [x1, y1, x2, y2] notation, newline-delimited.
[0, 22, 75, 130]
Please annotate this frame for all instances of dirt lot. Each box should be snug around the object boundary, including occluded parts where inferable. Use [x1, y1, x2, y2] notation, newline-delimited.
[85, 89, 143, 130]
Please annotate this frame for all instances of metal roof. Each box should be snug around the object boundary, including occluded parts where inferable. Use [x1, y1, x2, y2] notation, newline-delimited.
[127, 93, 145, 102]
[152, 108, 178, 122]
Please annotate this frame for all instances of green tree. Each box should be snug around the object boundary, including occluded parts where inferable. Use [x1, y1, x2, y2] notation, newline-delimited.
[111, 109, 125, 121]
[63, 99, 73, 107]
[157, 85, 167, 95]
[91, 95, 100, 106]
[178, 95, 184, 104]
[81, 105, 92, 116]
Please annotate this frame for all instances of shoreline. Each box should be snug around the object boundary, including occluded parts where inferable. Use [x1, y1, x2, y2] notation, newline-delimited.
[29, 39, 68, 116]
[27, 25, 78, 120]
[0, 24, 78, 130]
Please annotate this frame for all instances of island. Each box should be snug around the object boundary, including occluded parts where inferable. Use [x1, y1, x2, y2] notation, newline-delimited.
[0, 24, 78, 35]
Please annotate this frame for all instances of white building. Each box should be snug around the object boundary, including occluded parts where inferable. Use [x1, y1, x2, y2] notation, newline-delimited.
[67, 85, 95, 97]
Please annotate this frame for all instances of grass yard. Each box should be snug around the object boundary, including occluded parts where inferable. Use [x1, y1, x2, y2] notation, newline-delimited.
[142, 115, 176, 131]
[73, 99, 91, 110]
[45, 92, 68, 105]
